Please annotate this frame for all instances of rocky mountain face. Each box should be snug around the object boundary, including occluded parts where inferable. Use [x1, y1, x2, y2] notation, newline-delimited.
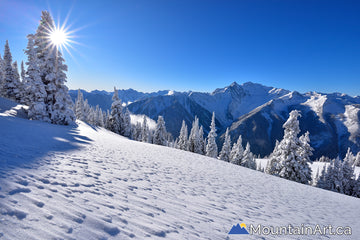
[70, 82, 360, 159]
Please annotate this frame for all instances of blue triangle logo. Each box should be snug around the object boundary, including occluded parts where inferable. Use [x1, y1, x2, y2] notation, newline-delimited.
[228, 223, 249, 234]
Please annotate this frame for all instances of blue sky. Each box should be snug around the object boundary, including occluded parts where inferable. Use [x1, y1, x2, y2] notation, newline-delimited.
[1, 0, 359, 95]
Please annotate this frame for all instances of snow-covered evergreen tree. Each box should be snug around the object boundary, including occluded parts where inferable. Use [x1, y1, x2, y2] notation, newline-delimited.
[198, 126, 205, 155]
[354, 152, 360, 167]
[34, 11, 74, 125]
[83, 99, 91, 122]
[230, 135, 244, 165]
[21, 61, 25, 82]
[12, 61, 20, 83]
[75, 89, 85, 121]
[297, 131, 313, 183]
[315, 165, 328, 189]
[317, 157, 344, 193]
[318, 156, 331, 162]
[94, 105, 101, 126]
[153, 116, 167, 146]
[352, 175, 360, 198]
[141, 116, 150, 143]
[0, 54, 4, 91]
[206, 112, 218, 158]
[123, 108, 132, 137]
[109, 87, 124, 134]
[342, 150, 355, 196]
[2, 40, 22, 101]
[24, 35, 48, 121]
[12, 61, 23, 101]
[104, 109, 111, 130]
[88, 107, 96, 125]
[241, 142, 257, 169]
[266, 110, 312, 184]
[98, 108, 104, 127]
[134, 122, 142, 141]
[218, 128, 231, 162]
[188, 116, 202, 154]
[177, 120, 189, 151]
[343, 148, 355, 166]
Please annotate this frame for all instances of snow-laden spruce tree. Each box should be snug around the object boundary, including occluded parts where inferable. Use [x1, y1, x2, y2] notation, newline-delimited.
[0, 54, 4, 90]
[317, 157, 344, 193]
[109, 87, 124, 134]
[133, 122, 142, 141]
[267, 110, 312, 184]
[34, 11, 74, 125]
[74, 89, 84, 120]
[21, 61, 25, 82]
[315, 165, 328, 189]
[343, 148, 355, 165]
[75, 89, 85, 121]
[297, 131, 313, 183]
[153, 116, 167, 146]
[198, 126, 205, 155]
[104, 109, 110, 129]
[141, 116, 150, 142]
[123, 108, 132, 137]
[88, 107, 96, 125]
[241, 142, 256, 169]
[354, 152, 360, 167]
[342, 148, 355, 195]
[94, 105, 101, 126]
[177, 120, 189, 151]
[12, 61, 20, 83]
[98, 108, 105, 127]
[352, 175, 360, 198]
[2, 40, 22, 101]
[218, 128, 231, 162]
[206, 112, 218, 158]
[230, 135, 244, 165]
[24, 35, 48, 121]
[188, 116, 202, 153]
[83, 99, 91, 122]
[12, 61, 23, 101]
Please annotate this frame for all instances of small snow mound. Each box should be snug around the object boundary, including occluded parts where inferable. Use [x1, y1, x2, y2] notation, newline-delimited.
[0, 97, 28, 118]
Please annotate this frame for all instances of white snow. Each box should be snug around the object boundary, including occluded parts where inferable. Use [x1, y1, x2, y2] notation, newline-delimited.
[344, 105, 360, 143]
[130, 114, 156, 130]
[0, 98, 360, 239]
[302, 93, 327, 122]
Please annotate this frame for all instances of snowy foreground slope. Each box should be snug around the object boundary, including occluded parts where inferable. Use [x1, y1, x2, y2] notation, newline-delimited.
[0, 106, 360, 239]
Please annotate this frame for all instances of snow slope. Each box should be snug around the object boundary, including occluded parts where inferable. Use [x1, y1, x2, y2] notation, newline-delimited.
[0, 101, 359, 239]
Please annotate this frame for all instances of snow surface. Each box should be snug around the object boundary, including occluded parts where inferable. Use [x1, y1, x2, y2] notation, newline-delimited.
[0, 99, 360, 239]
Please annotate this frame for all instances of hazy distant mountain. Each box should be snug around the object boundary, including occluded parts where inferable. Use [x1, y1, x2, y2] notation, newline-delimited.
[70, 82, 360, 159]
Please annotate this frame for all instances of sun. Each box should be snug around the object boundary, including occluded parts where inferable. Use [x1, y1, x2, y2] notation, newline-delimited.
[50, 28, 69, 47]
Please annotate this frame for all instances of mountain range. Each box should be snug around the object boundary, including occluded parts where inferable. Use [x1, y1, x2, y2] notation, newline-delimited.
[69, 82, 360, 159]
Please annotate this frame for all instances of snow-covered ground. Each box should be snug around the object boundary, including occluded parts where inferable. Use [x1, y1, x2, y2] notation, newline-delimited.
[0, 99, 359, 239]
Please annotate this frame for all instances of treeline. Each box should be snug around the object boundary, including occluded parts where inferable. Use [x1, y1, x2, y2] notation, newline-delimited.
[74, 88, 173, 146]
[264, 110, 360, 198]
[0, 11, 75, 125]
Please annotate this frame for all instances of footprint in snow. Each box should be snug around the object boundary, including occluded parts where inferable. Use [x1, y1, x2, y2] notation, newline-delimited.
[8, 188, 31, 195]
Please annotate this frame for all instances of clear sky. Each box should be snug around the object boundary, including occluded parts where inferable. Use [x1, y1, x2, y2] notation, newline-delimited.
[1, 0, 359, 95]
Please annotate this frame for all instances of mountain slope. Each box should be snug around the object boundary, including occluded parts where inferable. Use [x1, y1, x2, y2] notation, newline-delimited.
[226, 91, 360, 159]
[127, 94, 219, 137]
[0, 98, 359, 239]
